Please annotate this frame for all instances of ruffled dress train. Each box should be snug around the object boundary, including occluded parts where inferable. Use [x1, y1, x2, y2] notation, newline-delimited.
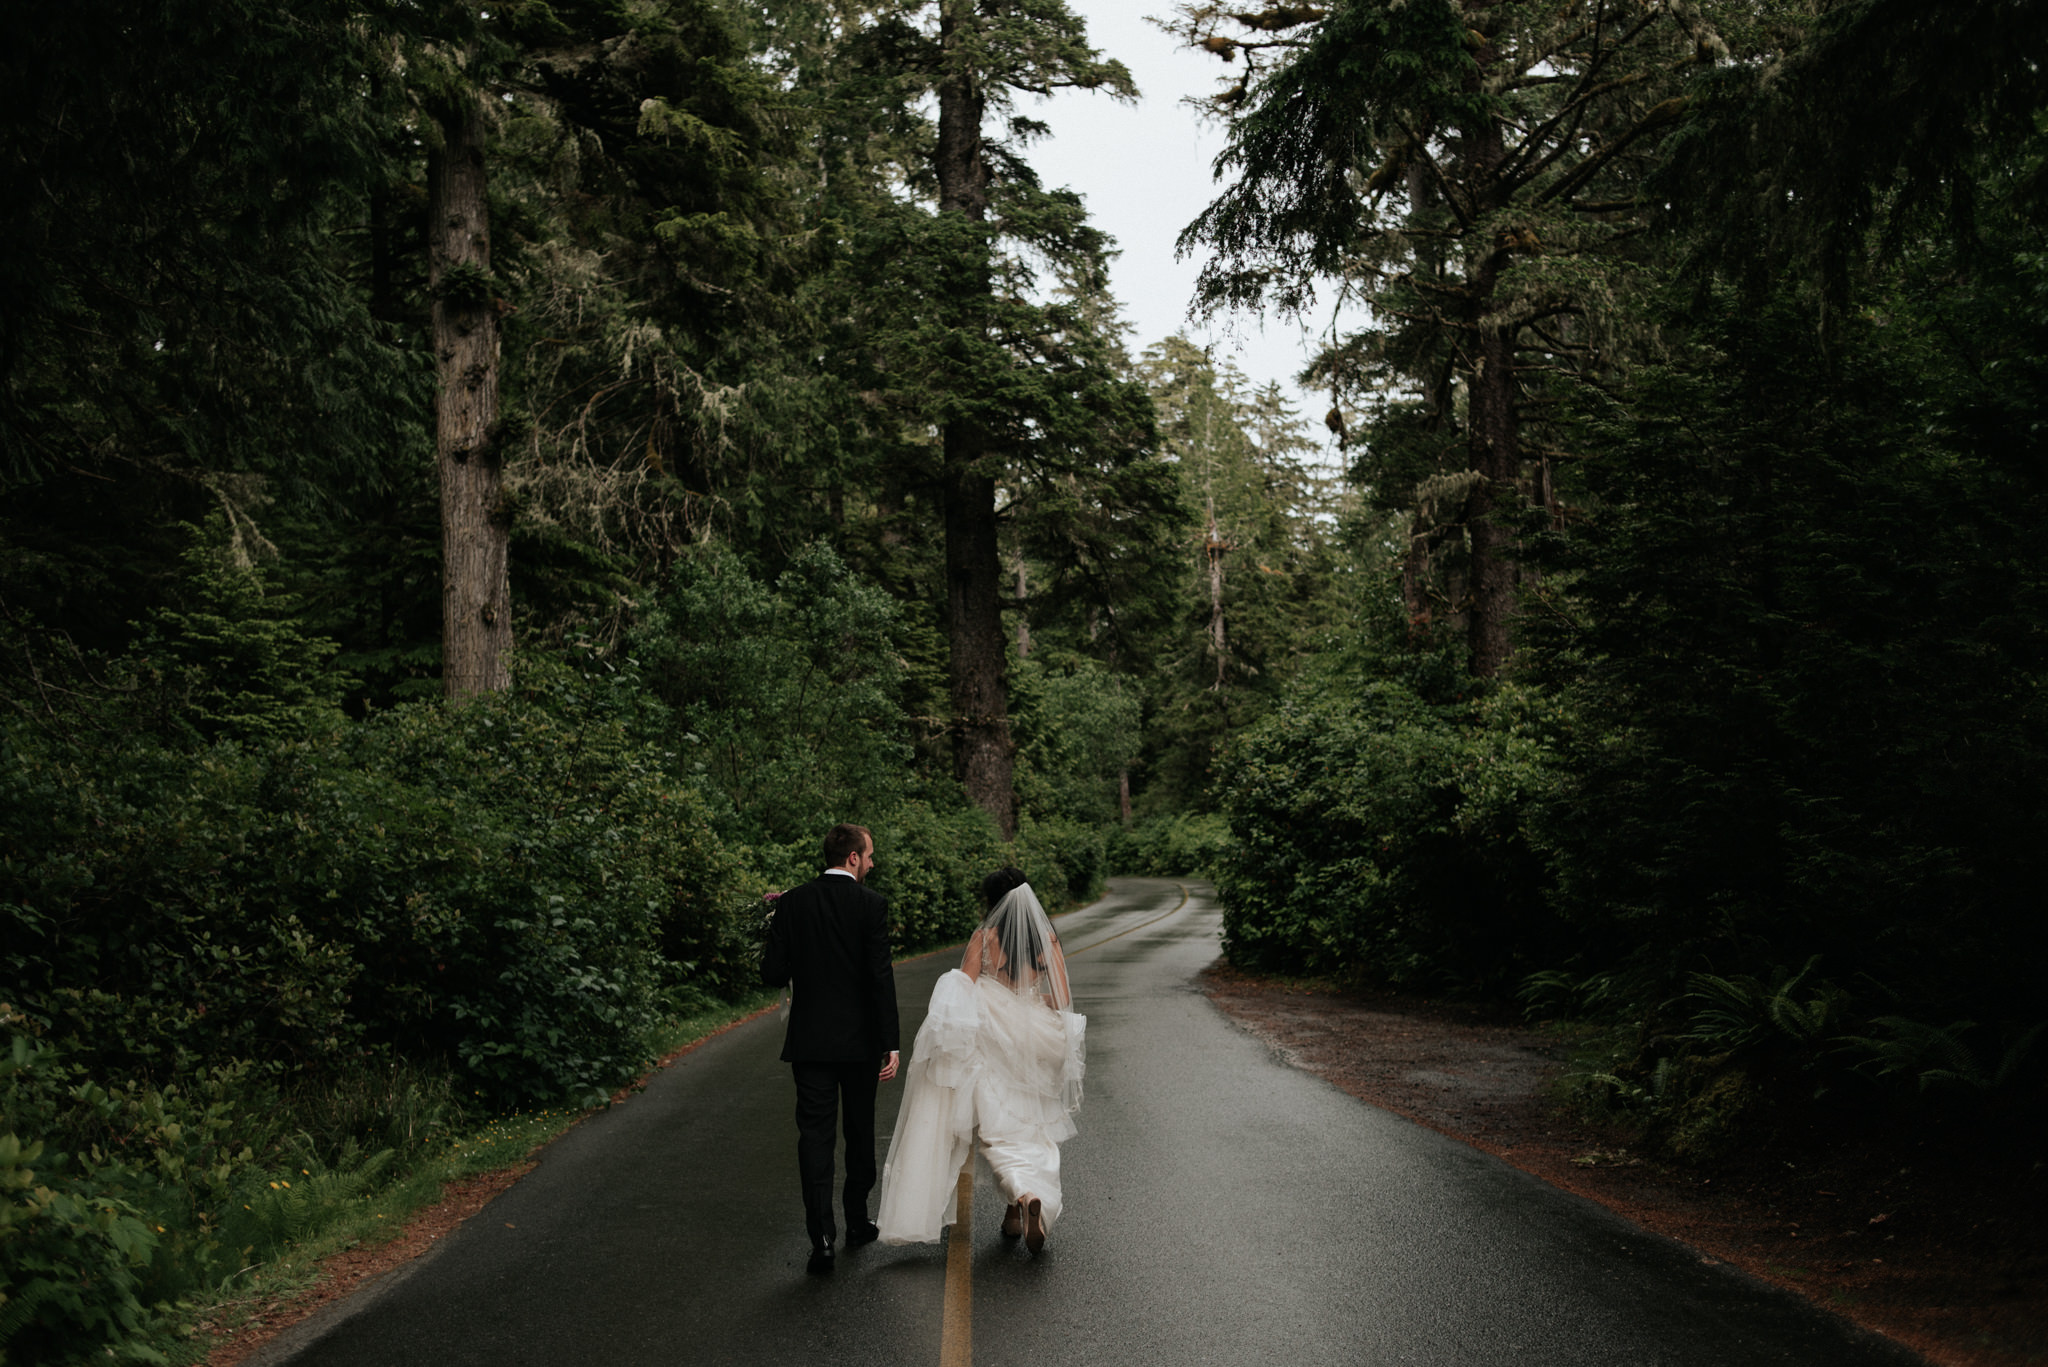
[875, 969, 1086, 1244]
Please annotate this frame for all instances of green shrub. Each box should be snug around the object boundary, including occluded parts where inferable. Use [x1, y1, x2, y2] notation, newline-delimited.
[0, 1126, 167, 1367]
[0, 1029, 468, 1366]
[0, 661, 752, 1109]
[1213, 674, 1562, 991]
[115, 523, 353, 747]
[0, 1035, 242, 1365]
[1011, 815, 1108, 907]
[632, 543, 913, 849]
[764, 804, 1110, 955]
[1108, 812, 1231, 877]
[865, 800, 1004, 952]
[1011, 657, 1140, 827]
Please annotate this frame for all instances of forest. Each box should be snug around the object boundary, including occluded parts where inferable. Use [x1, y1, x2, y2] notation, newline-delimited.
[2, 0, 2044, 1360]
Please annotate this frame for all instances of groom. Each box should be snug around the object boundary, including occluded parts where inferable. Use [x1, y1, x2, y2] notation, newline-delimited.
[762, 823, 901, 1275]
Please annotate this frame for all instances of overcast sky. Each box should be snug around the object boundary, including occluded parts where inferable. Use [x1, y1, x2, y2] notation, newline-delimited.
[1020, 3, 1334, 442]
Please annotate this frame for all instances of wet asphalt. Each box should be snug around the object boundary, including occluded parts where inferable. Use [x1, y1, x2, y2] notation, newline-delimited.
[251, 878, 1925, 1367]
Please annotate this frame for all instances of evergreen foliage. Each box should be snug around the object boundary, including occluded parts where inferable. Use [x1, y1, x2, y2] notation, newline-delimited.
[1187, 0, 2048, 1152]
[1215, 647, 1562, 989]
[1659, 0, 2048, 291]
[634, 542, 914, 849]
[5, 0, 2048, 1348]
[1174, 0, 1729, 674]
[1527, 261, 2048, 1030]
[1132, 337, 1346, 810]
[121, 526, 355, 745]
[1, 664, 755, 1106]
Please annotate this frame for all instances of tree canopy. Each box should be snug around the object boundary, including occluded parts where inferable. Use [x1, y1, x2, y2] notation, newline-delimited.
[3, 1, 2045, 1357]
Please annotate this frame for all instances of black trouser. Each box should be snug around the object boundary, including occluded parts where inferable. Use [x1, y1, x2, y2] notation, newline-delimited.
[792, 1060, 879, 1247]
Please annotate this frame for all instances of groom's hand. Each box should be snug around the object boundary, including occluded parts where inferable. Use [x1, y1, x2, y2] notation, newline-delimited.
[878, 1050, 900, 1082]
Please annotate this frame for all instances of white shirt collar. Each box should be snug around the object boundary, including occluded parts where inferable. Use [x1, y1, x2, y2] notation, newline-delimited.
[824, 867, 856, 878]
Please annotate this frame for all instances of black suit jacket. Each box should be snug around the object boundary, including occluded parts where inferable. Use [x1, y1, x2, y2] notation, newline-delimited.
[761, 873, 900, 1064]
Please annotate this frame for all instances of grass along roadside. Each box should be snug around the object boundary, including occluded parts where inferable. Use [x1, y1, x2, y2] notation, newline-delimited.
[183, 990, 782, 1367]
[180, 912, 1098, 1366]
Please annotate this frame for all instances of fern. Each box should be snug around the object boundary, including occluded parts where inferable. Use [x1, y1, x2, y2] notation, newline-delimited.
[1992, 1022, 2046, 1089]
[1574, 1055, 1678, 1111]
[224, 1144, 397, 1255]
[1649, 1054, 1678, 1101]
[1838, 1016, 1995, 1092]
[0, 1279, 67, 1350]
[1679, 956, 1842, 1051]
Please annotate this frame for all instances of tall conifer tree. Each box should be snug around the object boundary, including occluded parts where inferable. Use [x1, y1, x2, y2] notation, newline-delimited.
[402, 0, 784, 695]
[1175, 0, 1729, 675]
[926, 0, 1145, 833]
[424, 72, 510, 698]
[757, 0, 1169, 835]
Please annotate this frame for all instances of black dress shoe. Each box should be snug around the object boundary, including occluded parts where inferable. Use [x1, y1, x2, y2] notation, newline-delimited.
[844, 1222, 881, 1249]
[806, 1244, 835, 1275]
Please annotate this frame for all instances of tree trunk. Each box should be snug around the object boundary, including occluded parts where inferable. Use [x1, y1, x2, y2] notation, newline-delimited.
[1465, 313, 1518, 678]
[936, 3, 1014, 836]
[1460, 31, 1518, 680]
[935, 2, 989, 221]
[944, 429, 1014, 835]
[1401, 519, 1434, 633]
[430, 93, 509, 699]
[1013, 550, 1031, 658]
[1205, 515, 1228, 689]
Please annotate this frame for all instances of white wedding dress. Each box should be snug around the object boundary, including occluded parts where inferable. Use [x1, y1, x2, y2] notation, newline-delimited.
[877, 888, 1085, 1244]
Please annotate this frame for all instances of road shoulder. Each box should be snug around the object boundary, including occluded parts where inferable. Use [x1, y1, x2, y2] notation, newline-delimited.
[1201, 962, 2042, 1367]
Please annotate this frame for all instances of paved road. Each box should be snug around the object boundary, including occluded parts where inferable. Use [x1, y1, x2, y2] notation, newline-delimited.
[256, 878, 1922, 1367]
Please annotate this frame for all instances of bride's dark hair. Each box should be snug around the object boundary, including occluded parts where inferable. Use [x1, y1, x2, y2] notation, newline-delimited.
[980, 866, 1028, 908]
[979, 867, 1045, 970]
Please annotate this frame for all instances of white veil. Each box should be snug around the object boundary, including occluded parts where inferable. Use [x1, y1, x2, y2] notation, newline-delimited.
[963, 882, 1083, 1120]
[966, 882, 1073, 1011]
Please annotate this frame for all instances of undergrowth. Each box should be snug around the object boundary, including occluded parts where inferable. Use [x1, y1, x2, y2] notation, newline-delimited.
[162, 989, 780, 1365]
[0, 993, 778, 1367]
[1526, 962, 2048, 1166]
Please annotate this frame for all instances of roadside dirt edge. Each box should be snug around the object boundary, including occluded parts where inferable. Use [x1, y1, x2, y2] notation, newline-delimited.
[199, 1000, 781, 1367]
[1200, 962, 2045, 1367]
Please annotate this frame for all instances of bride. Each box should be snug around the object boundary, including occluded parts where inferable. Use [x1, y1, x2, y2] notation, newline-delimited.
[876, 869, 1085, 1252]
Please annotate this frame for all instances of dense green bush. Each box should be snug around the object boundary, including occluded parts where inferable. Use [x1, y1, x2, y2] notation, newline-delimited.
[1011, 815, 1108, 907]
[0, 1131, 166, 1367]
[1, 1034, 271, 1366]
[633, 542, 913, 849]
[864, 799, 1005, 952]
[0, 1039, 169, 1366]
[0, 653, 769, 1361]
[758, 803, 1112, 958]
[1, 662, 754, 1109]
[0, 1023, 488, 1366]
[632, 546, 1127, 950]
[119, 526, 355, 746]
[1108, 812, 1231, 878]
[1011, 657, 1140, 827]
[1213, 671, 1563, 990]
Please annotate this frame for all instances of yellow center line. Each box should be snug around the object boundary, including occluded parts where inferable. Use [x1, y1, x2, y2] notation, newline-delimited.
[1064, 883, 1190, 959]
[934, 883, 1194, 1364]
[939, 1166, 974, 1367]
